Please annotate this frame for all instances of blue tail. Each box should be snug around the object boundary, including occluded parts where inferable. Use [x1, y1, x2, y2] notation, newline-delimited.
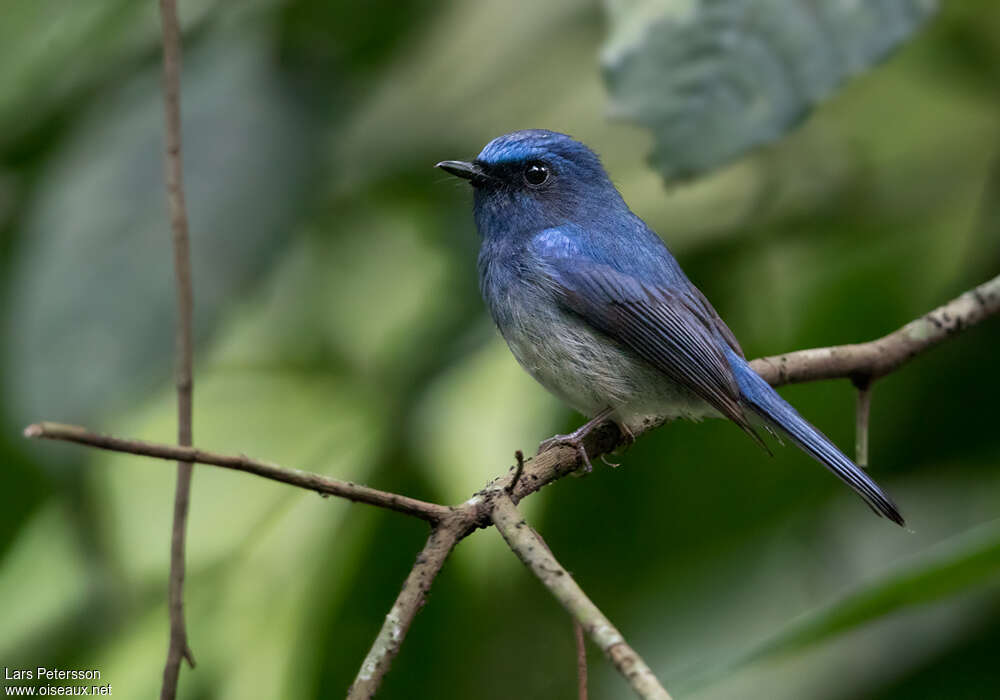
[727, 353, 904, 526]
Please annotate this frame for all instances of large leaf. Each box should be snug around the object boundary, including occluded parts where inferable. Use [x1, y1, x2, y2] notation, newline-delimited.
[0, 0, 220, 153]
[602, 0, 937, 179]
[675, 518, 1000, 696]
[2, 31, 319, 434]
[0, 503, 90, 662]
[739, 519, 1000, 661]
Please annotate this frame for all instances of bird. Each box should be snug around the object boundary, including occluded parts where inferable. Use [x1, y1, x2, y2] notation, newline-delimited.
[436, 129, 903, 525]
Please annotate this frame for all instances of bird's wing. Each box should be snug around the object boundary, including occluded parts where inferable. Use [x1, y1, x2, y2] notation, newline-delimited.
[535, 242, 758, 437]
[689, 284, 745, 359]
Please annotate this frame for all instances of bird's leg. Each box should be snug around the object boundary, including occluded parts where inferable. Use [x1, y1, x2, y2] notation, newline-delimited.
[617, 420, 637, 446]
[538, 407, 615, 474]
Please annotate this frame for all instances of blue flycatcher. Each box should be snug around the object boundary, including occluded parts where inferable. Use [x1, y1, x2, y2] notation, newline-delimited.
[437, 129, 902, 525]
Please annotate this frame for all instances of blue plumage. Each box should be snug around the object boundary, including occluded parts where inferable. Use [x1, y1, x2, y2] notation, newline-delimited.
[437, 130, 903, 525]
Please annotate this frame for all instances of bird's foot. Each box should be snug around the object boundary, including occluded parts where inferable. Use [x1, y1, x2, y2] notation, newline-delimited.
[538, 432, 594, 474]
[618, 421, 637, 446]
[536, 408, 615, 475]
[597, 422, 636, 468]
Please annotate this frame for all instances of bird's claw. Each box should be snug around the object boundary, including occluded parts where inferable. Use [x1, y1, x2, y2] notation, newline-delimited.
[619, 422, 637, 446]
[538, 434, 594, 474]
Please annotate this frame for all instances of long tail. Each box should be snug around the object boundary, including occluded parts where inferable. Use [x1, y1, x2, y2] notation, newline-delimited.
[727, 353, 904, 526]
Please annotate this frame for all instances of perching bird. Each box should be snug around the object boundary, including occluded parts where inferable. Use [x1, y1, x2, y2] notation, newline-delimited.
[437, 129, 903, 525]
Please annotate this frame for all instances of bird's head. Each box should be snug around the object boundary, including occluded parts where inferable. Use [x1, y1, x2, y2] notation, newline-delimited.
[437, 130, 625, 236]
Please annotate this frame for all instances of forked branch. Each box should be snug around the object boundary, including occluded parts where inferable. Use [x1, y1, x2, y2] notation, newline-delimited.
[492, 495, 671, 700]
[24, 272, 1000, 699]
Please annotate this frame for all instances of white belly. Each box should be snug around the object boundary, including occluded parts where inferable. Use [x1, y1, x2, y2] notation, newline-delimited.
[499, 299, 717, 433]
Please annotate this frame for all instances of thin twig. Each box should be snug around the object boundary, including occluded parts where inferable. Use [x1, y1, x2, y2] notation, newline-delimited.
[575, 620, 589, 700]
[508, 449, 525, 494]
[347, 526, 460, 699]
[491, 494, 671, 700]
[158, 0, 196, 696]
[23, 423, 451, 523]
[853, 378, 873, 468]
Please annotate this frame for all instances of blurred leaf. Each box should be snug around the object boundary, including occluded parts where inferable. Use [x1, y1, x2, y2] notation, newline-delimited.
[602, 0, 937, 179]
[278, 0, 438, 79]
[0, 502, 91, 660]
[731, 519, 1000, 669]
[411, 335, 562, 582]
[2, 31, 320, 433]
[207, 497, 379, 700]
[81, 246, 403, 697]
[868, 616, 1000, 700]
[331, 0, 607, 190]
[412, 336, 561, 504]
[0, 0, 220, 154]
[89, 490, 381, 699]
[310, 210, 455, 382]
[95, 368, 384, 582]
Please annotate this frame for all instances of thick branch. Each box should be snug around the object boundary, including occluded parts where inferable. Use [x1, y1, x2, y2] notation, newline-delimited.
[158, 0, 196, 696]
[347, 526, 460, 699]
[23, 423, 450, 524]
[491, 494, 671, 700]
[750, 274, 1000, 387]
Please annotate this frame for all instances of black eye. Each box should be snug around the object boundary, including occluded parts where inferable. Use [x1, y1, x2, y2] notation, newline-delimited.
[523, 162, 550, 186]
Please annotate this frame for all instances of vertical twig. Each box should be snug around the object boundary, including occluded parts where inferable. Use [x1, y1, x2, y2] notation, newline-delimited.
[574, 620, 588, 700]
[853, 377, 872, 468]
[158, 1, 196, 698]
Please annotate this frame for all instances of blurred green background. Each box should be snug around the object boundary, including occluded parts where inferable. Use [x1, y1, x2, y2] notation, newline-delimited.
[2, 1, 999, 698]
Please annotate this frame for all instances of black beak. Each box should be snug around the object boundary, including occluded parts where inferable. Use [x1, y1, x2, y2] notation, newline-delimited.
[436, 160, 486, 184]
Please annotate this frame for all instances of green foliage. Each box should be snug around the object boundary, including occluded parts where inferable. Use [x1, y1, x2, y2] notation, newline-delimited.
[603, 0, 938, 179]
[4, 31, 319, 427]
[1, 1, 999, 698]
[708, 519, 1000, 682]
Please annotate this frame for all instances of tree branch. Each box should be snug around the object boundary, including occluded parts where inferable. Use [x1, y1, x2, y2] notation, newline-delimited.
[23, 272, 1000, 698]
[22, 422, 451, 524]
[347, 525, 460, 699]
[491, 494, 671, 700]
[158, 0, 196, 696]
[750, 273, 1000, 387]
[527, 518, 589, 699]
[342, 272, 1000, 698]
